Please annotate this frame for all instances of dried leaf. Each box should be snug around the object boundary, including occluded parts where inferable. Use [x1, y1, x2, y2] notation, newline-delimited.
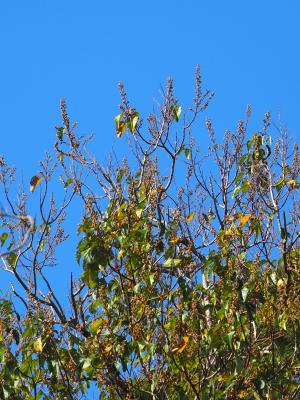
[30, 175, 42, 193]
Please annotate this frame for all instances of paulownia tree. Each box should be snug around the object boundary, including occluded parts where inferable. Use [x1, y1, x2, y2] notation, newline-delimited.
[0, 67, 299, 399]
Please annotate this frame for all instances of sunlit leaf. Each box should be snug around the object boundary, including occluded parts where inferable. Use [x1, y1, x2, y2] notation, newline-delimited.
[171, 336, 189, 353]
[33, 337, 43, 353]
[232, 186, 241, 198]
[169, 236, 181, 244]
[239, 214, 250, 227]
[227, 331, 235, 348]
[149, 274, 155, 285]
[184, 148, 191, 160]
[278, 313, 287, 331]
[287, 179, 299, 189]
[117, 249, 125, 260]
[128, 112, 139, 133]
[82, 357, 92, 370]
[30, 175, 42, 193]
[277, 278, 285, 290]
[186, 213, 195, 222]
[135, 209, 143, 218]
[90, 319, 103, 335]
[163, 258, 181, 267]
[134, 282, 142, 294]
[241, 287, 249, 302]
[115, 113, 126, 138]
[166, 308, 174, 318]
[171, 105, 182, 122]
[241, 180, 249, 193]
[104, 344, 113, 354]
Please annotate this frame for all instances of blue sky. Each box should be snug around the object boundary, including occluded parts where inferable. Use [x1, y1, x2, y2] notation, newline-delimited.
[1, 1, 299, 165]
[0, 2, 299, 294]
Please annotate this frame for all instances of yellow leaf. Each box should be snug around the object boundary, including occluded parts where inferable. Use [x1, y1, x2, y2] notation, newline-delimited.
[218, 374, 229, 382]
[169, 236, 181, 244]
[277, 278, 285, 290]
[238, 390, 250, 398]
[33, 337, 43, 353]
[115, 113, 126, 138]
[287, 180, 299, 189]
[90, 318, 103, 334]
[279, 313, 287, 331]
[171, 336, 189, 353]
[224, 229, 233, 238]
[30, 175, 42, 193]
[135, 209, 143, 218]
[186, 213, 195, 222]
[116, 203, 127, 223]
[117, 121, 126, 138]
[118, 249, 125, 260]
[239, 214, 250, 227]
[104, 344, 113, 354]
[166, 308, 174, 318]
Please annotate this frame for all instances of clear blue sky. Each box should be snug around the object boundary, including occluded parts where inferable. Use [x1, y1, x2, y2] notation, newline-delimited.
[1, 1, 299, 165]
[0, 1, 299, 293]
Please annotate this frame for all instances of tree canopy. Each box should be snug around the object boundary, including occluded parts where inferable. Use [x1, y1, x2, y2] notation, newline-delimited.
[0, 68, 299, 399]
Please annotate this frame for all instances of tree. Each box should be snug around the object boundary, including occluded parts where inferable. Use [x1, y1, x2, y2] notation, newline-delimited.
[0, 67, 299, 399]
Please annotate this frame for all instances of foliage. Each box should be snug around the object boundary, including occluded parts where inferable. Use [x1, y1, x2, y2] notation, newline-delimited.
[0, 67, 299, 399]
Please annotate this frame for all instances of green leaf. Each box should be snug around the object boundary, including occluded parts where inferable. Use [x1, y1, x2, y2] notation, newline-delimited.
[134, 282, 142, 294]
[241, 180, 249, 193]
[235, 172, 244, 184]
[117, 168, 125, 183]
[275, 178, 286, 192]
[226, 331, 235, 348]
[232, 186, 241, 198]
[115, 113, 126, 138]
[56, 127, 65, 141]
[163, 258, 181, 267]
[82, 357, 92, 370]
[0, 232, 8, 247]
[270, 272, 277, 285]
[280, 228, 286, 240]
[148, 274, 155, 286]
[247, 138, 254, 151]
[130, 112, 139, 132]
[90, 319, 102, 335]
[59, 175, 73, 188]
[81, 264, 98, 288]
[114, 113, 122, 127]
[6, 252, 17, 268]
[238, 155, 247, 166]
[171, 105, 182, 122]
[235, 356, 244, 374]
[278, 313, 287, 331]
[58, 152, 64, 162]
[125, 111, 139, 133]
[184, 147, 191, 160]
[241, 287, 249, 302]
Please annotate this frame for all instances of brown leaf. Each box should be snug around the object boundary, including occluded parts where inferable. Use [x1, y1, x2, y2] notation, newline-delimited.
[30, 175, 42, 193]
